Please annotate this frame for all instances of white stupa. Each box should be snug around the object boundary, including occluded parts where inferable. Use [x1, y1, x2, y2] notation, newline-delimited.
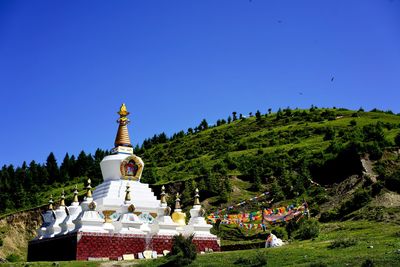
[59, 185, 82, 234]
[52, 191, 68, 236]
[36, 196, 56, 239]
[185, 188, 215, 238]
[92, 104, 160, 223]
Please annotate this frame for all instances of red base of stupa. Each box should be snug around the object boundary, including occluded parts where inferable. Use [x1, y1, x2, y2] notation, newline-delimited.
[28, 232, 220, 261]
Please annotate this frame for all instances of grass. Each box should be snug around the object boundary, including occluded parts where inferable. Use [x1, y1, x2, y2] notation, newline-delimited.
[141, 109, 400, 185]
[0, 262, 100, 267]
[134, 220, 400, 267]
[1, 218, 399, 266]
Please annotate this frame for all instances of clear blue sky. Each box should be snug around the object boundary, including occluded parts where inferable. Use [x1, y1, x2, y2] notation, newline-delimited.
[1, 0, 399, 167]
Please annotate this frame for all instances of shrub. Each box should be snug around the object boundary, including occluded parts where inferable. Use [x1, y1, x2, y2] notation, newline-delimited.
[271, 226, 287, 240]
[163, 234, 197, 266]
[0, 238, 3, 247]
[319, 209, 339, 222]
[6, 253, 20, 262]
[361, 258, 374, 267]
[295, 219, 320, 240]
[328, 237, 358, 249]
[395, 132, 400, 147]
[234, 250, 267, 267]
[338, 188, 371, 217]
[385, 171, 400, 193]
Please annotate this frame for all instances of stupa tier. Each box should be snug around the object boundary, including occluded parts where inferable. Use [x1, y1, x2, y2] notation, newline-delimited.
[28, 104, 219, 261]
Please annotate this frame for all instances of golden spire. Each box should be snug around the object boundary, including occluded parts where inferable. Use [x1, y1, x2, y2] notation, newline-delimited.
[86, 178, 92, 198]
[175, 193, 181, 210]
[172, 192, 186, 225]
[194, 188, 200, 205]
[60, 190, 66, 207]
[160, 185, 166, 204]
[73, 185, 79, 203]
[125, 183, 131, 202]
[114, 103, 132, 147]
[48, 195, 54, 210]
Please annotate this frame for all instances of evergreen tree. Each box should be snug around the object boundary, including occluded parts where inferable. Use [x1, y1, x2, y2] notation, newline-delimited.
[38, 164, 50, 185]
[181, 179, 197, 207]
[232, 112, 237, 121]
[75, 150, 89, 176]
[199, 119, 208, 131]
[323, 127, 336, 141]
[270, 179, 284, 201]
[60, 153, 71, 183]
[255, 110, 262, 122]
[227, 116, 232, 124]
[142, 166, 158, 184]
[276, 108, 283, 120]
[46, 152, 59, 184]
[158, 132, 168, 143]
[28, 160, 39, 188]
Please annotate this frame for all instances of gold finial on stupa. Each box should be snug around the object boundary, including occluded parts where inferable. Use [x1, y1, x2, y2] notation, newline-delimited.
[48, 195, 54, 210]
[60, 190, 66, 206]
[86, 178, 92, 198]
[160, 185, 166, 204]
[194, 188, 200, 205]
[114, 103, 132, 148]
[125, 183, 131, 202]
[73, 185, 79, 203]
[172, 192, 186, 225]
[175, 193, 181, 210]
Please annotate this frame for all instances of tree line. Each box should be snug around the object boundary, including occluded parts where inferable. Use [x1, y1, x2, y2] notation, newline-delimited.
[0, 149, 108, 214]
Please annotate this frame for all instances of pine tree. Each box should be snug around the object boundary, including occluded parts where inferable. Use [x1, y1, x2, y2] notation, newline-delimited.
[270, 179, 284, 201]
[199, 119, 209, 131]
[60, 153, 71, 183]
[29, 160, 40, 187]
[255, 110, 262, 122]
[46, 152, 59, 184]
[232, 112, 237, 121]
[76, 151, 90, 177]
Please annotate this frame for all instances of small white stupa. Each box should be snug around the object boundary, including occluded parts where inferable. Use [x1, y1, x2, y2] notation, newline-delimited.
[116, 183, 145, 235]
[151, 186, 179, 236]
[59, 185, 82, 234]
[185, 188, 215, 238]
[73, 180, 107, 233]
[52, 191, 68, 236]
[36, 196, 56, 239]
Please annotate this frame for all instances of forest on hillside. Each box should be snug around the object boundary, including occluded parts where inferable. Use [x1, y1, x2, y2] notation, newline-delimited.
[1, 107, 400, 216]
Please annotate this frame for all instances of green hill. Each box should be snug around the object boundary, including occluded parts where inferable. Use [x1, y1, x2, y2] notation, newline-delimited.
[1, 106, 400, 262]
[137, 107, 400, 213]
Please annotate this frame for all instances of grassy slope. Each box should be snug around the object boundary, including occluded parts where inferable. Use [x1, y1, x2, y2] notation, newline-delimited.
[2, 109, 399, 216]
[138, 220, 400, 267]
[140, 109, 400, 184]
